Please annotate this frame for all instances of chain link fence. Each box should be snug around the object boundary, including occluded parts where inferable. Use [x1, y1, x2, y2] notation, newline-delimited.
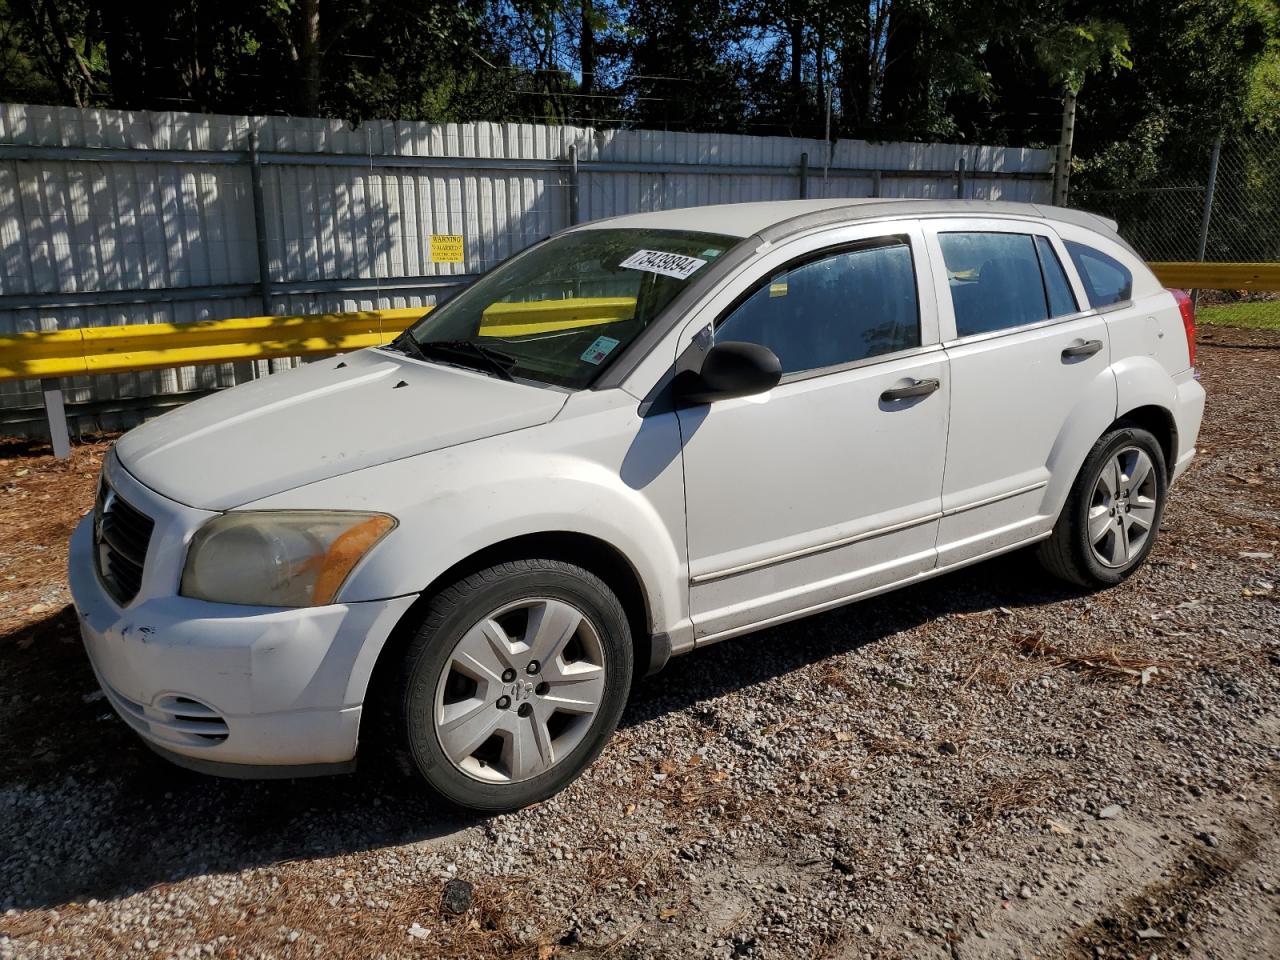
[1072, 125, 1280, 330]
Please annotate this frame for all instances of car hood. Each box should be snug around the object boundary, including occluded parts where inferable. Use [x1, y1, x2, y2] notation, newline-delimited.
[114, 348, 569, 510]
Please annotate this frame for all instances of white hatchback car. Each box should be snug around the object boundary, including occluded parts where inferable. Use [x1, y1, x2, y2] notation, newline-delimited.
[70, 199, 1205, 811]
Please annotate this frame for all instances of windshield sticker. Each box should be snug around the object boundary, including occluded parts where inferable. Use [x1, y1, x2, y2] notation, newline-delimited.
[619, 249, 708, 280]
[581, 335, 621, 365]
[700, 248, 722, 258]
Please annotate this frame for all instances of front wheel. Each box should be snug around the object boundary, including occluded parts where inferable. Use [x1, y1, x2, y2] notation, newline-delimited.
[393, 559, 633, 812]
[1037, 425, 1169, 588]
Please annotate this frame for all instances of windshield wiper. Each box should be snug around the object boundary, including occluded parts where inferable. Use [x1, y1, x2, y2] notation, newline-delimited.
[415, 339, 516, 382]
[385, 330, 428, 361]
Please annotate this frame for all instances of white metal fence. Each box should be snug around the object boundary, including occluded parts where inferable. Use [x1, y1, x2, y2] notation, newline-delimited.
[0, 103, 1052, 436]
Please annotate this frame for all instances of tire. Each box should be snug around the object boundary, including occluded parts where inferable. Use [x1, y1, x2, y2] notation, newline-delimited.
[1037, 424, 1169, 588]
[391, 558, 633, 813]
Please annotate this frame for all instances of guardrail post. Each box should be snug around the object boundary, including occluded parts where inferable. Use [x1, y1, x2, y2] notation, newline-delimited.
[1192, 133, 1223, 308]
[568, 144, 580, 225]
[41, 378, 71, 459]
[798, 152, 809, 199]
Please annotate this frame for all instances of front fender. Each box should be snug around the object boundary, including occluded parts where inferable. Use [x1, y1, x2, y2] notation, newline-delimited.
[244, 404, 691, 645]
[355, 464, 683, 620]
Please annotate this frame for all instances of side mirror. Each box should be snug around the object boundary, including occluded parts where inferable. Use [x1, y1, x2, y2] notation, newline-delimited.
[675, 341, 782, 404]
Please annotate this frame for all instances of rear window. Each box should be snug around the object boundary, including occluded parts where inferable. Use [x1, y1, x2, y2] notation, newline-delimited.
[1064, 240, 1133, 308]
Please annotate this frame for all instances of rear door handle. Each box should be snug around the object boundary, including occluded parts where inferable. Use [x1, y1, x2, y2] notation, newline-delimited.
[880, 378, 940, 402]
[1061, 339, 1103, 360]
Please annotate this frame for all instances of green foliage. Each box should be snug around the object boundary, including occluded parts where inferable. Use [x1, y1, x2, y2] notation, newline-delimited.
[1035, 18, 1131, 95]
[1068, 0, 1276, 196]
[0, 1, 61, 105]
[1245, 0, 1280, 127]
[1073, 114, 1170, 186]
[0, 0, 1274, 188]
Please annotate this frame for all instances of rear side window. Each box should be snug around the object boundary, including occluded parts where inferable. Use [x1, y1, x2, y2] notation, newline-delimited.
[716, 238, 920, 375]
[939, 233, 1052, 337]
[1064, 240, 1133, 308]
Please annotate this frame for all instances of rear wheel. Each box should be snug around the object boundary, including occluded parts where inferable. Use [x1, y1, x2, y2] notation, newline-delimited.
[1038, 425, 1168, 588]
[392, 559, 633, 812]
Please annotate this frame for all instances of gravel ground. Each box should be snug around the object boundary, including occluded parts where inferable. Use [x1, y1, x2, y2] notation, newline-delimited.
[1, 328, 1277, 960]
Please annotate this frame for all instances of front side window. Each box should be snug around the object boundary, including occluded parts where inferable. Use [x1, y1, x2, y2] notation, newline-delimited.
[715, 238, 920, 376]
[401, 228, 737, 388]
[1065, 240, 1133, 308]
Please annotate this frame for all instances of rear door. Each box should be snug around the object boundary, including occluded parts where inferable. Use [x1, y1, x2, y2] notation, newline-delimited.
[922, 218, 1117, 566]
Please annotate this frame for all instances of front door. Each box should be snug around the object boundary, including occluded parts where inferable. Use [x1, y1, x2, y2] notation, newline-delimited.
[676, 223, 950, 641]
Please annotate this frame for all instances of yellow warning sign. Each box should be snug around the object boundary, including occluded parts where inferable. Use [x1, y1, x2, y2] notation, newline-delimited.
[430, 234, 465, 264]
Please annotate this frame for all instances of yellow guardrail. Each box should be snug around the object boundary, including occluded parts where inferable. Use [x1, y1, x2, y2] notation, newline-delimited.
[0, 269, 1272, 457]
[0, 296, 641, 382]
[0, 307, 429, 382]
[479, 296, 635, 337]
[1148, 261, 1280, 291]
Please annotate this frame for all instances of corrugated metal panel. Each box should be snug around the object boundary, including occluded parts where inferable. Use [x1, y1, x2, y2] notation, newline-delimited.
[0, 104, 1052, 436]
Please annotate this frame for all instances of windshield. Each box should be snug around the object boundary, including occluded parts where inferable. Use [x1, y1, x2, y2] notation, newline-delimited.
[400, 228, 739, 388]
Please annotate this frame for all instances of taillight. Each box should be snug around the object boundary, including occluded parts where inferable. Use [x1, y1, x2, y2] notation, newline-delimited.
[1170, 288, 1196, 368]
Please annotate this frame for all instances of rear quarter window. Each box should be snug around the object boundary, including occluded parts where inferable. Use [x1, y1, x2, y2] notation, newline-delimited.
[1064, 240, 1133, 308]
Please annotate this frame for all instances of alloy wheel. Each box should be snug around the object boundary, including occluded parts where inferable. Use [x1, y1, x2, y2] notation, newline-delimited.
[1087, 445, 1159, 568]
[432, 597, 606, 783]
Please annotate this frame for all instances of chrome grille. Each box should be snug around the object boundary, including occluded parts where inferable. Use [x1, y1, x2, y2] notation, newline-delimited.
[93, 476, 154, 605]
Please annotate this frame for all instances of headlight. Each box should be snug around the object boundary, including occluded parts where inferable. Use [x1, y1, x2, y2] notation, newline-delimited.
[181, 511, 396, 607]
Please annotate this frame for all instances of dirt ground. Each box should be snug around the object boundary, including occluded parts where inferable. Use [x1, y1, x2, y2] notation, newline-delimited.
[0, 328, 1277, 960]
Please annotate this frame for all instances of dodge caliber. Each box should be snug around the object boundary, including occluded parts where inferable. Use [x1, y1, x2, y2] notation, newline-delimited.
[69, 199, 1206, 811]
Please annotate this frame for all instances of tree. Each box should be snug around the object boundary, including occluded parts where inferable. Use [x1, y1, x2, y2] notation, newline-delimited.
[1036, 18, 1131, 202]
[616, 0, 749, 131]
[0, 0, 62, 105]
[579, 0, 598, 97]
[6, 0, 101, 106]
[1246, 0, 1280, 129]
[265, 0, 326, 116]
[832, 1, 885, 134]
[0, 0, 1275, 179]
[879, 0, 930, 135]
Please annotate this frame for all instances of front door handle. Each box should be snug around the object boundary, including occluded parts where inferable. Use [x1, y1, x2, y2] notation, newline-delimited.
[880, 378, 940, 403]
[1061, 339, 1103, 360]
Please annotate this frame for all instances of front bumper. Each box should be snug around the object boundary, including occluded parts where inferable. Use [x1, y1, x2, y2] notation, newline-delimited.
[68, 463, 416, 774]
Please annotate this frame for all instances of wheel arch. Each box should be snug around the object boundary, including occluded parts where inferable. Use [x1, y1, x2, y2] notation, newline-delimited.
[1113, 404, 1177, 480]
[358, 530, 663, 750]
